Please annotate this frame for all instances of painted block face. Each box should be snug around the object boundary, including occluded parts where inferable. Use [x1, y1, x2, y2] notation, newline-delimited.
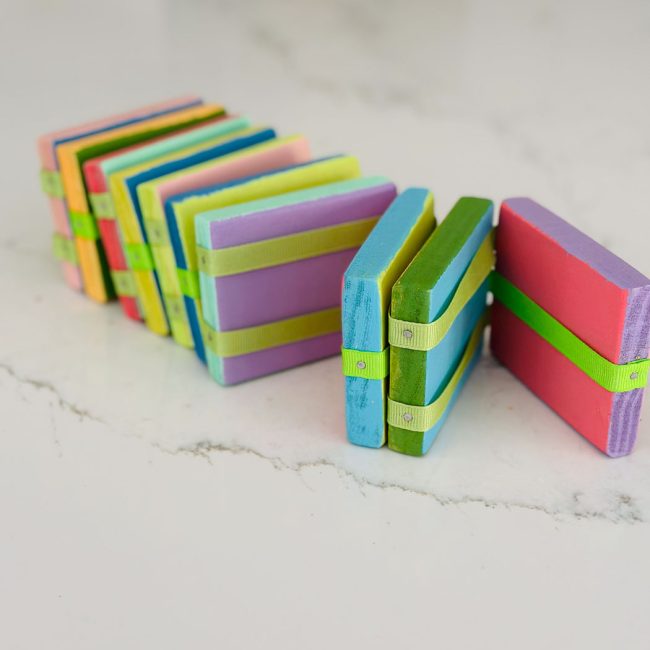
[82, 116, 250, 323]
[55, 103, 226, 303]
[163, 154, 361, 362]
[491, 198, 650, 457]
[387, 197, 494, 456]
[196, 177, 397, 385]
[342, 188, 436, 448]
[37, 95, 203, 291]
[136, 136, 312, 351]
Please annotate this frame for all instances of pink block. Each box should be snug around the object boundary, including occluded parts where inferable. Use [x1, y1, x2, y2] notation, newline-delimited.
[491, 198, 650, 456]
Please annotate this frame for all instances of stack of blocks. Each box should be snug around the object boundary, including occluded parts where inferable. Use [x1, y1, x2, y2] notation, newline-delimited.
[343, 192, 650, 457]
[38, 95, 650, 458]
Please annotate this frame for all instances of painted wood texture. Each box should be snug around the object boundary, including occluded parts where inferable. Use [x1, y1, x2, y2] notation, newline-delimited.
[342, 188, 436, 448]
[164, 155, 360, 362]
[37, 95, 202, 291]
[136, 136, 311, 351]
[107, 127, 275, 336]
[491, 197, 650, 456]
[82, 116, 249, 322]
[196, 177, 396, 385]
[56, 103, 225, 303]
[388, 197, 494, 456]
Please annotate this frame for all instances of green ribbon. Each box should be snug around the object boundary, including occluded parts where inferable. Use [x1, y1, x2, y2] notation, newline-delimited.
[388, 232, 494, 351]
[110, 270, 137, 297]
[197, 216, 378, 278]
[89, 192, 116, 218]
[40, 169, 64, 198]
[52, 233, 78, 264]
[387, 315, 487, 432]
[341, 347, 389, 379]
[177, 269, 200, 299]
[69, 211, 99, 240]
[163, 294, 187, 323]
[124, 242, 154, 271]
[204, 306, 341, 358]
[492, 272, 649, 393]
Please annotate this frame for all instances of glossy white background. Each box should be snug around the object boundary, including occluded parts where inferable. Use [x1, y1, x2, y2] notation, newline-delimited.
[1, 1, 649, 648]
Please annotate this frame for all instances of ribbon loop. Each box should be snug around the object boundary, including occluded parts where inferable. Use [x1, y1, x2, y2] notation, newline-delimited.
[388, 233, 494, 351]
[70, 211, 99, 240]
[124, 243, 154, 271]
[177, 269, 200, 299]
[197, 216, 378, 278]
[204, 307, 341, 358]
[341, 347, 389, 379]
[492, 272, 649, 393]
[52, 233, 78, 264]
[40, 170, 64, 199]
[89, 192, 116, 219]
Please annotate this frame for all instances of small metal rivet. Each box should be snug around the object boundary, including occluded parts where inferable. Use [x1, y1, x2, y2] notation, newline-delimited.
[403, 413, 413, 422]
[403, 330, 413, 339]
[630, 372, 639, 380]
[356, 361, 366, 370]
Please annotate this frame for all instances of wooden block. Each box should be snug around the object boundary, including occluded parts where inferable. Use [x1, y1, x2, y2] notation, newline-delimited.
[342, 188, 436, 448]
[387, 197, 494, 456]
[55, 102, 226, 303]
[165, 155, 361, 362]
[491, 198, 650, 457]
[82, 116, 250, 323]
[37, 95, 202, 291]
[196, 177, 397, 385]
[101, 124, 275, 336]
[136, 135, 312, 351]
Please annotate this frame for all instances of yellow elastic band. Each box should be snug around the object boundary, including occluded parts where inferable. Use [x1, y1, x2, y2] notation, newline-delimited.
[204, 306, 341, 358]
[388, 233, 494, 350]
[197, 216, 378, 277]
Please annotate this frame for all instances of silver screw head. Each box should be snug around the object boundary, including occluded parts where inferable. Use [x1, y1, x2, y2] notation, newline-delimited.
[630, 372, 639, 380]
[356, 360, 366, 370]
[403, 330, 413, 340]
[403, 413, 413, 422]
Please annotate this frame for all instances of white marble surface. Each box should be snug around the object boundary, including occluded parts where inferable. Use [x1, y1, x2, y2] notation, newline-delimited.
[2, 0, 650, 648]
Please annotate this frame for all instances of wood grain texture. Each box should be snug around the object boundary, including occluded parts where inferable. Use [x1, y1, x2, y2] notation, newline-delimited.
[196, 177, 397, 385]
[491, 197, 650, 456]
[388, 197, 494, 455]
[342, 188, 436, 448]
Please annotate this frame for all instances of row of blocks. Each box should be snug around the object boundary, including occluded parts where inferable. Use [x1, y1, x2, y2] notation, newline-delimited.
[38, 95, 650, 457]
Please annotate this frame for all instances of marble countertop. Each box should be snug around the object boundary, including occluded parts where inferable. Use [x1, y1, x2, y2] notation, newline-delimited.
[2, 1, 649, 648]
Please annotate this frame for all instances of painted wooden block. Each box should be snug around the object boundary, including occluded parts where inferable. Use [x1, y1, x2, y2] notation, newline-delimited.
[136, 135, 311, 349]
[55, 102, 226, 303]
[37, 95, 203, 291]
[195, 177, 396, 385]
[165, 155, 362, 362]
[342, 188, 436, 448]
[82, 116, 249, 323]
[491, 198, 650, 457]
[387, 197, 494, 456]
[101, 124, 275, 336]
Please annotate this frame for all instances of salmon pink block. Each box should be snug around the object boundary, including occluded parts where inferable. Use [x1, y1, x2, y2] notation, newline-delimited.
[491, 198, 650, 457]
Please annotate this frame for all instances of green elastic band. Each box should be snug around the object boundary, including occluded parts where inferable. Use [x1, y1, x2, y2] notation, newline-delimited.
[40, 169, 64, 198]
[204, 306, 341, 358]
[144, 219, 169, 246]
[89, 192, 116, 218]
[387, 315, 487, 432]
[341, 347, 389, 379]
[178, 269, 200, 299]
[110, 270, 137, 297]
[124, 242, 154, 271]
[492, 272, 649, 392]
[52, 233, 78, 264]
[69, 211, 99, 240]
[388, 232, 494, 351]
[197, 216, 379, 278]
